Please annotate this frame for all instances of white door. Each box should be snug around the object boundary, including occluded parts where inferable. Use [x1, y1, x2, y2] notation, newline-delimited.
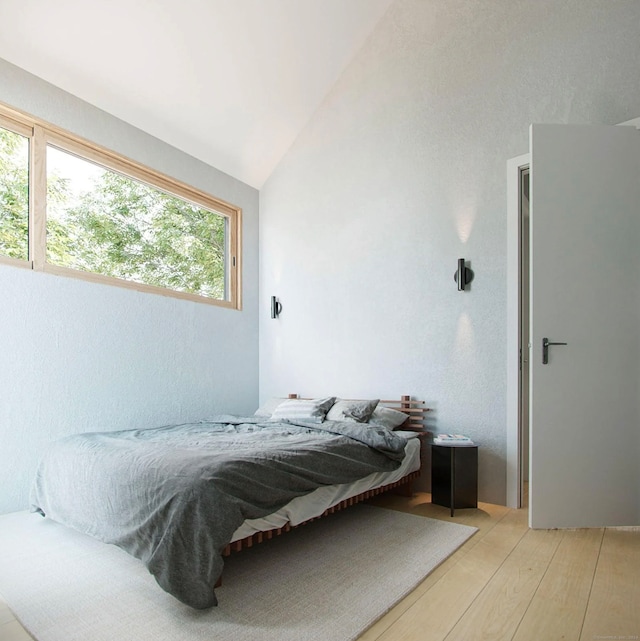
[529, 123, 640, 529]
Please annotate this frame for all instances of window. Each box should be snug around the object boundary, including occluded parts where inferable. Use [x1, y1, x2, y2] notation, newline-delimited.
[0, 118, 30, 262]
[0, 104, 242, 308]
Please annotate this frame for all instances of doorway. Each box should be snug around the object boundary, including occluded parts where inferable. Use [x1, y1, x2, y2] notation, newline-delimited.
[518, 167, 530, 508]
[506, 153, 530, 509]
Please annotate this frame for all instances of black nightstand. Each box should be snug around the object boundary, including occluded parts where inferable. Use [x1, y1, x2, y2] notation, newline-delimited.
[431, 444, 478, 517]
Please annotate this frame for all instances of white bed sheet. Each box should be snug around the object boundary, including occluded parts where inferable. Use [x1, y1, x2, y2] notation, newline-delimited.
[231, 433, 422, 542]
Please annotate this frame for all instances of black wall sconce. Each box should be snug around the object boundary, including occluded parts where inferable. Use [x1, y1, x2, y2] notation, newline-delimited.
[271, 295, 282, 318]
[454, 258, 474, 291]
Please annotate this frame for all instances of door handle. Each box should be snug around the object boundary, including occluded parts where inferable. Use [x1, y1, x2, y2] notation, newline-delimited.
[542, 337, 568, 364]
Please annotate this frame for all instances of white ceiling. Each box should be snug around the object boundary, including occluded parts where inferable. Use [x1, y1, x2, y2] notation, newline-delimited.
[0, 0, 393, 188]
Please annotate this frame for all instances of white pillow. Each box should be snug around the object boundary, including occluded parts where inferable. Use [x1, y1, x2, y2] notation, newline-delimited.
[326, 398, 379, 423]
[270, 397, 336, 423]
[254, 397, 286, 417]
[368, 406, 409, 430]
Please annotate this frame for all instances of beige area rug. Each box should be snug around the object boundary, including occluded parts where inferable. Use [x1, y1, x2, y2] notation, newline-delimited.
[0, 505, 476, 641]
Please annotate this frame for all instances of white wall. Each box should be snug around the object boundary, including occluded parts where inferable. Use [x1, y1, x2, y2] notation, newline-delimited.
[0, 59, 259, 514]
[259, 0, 640, 504]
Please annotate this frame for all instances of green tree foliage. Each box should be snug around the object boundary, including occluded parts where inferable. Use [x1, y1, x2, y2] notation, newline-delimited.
[0, 129, 226, 299]
[53, 170, 227, 299]
[0, 128, 29, 260]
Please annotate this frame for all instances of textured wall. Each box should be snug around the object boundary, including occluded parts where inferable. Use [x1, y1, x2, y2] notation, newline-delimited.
[259, 0, 640, 504]
[0, 59, 259, 513]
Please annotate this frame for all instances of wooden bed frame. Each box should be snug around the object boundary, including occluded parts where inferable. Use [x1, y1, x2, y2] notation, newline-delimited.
[221, 394, 429, 558]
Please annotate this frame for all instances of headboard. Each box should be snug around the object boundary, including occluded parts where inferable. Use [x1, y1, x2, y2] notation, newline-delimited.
[287, 394, 429, 432]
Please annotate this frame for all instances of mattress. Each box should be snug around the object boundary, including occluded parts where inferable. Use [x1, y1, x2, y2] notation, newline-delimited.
[231, 432, 421, 541]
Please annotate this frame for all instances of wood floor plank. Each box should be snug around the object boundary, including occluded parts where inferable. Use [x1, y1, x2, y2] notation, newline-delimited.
[0, 597, 16, 626]
[358, 496, 512, 641]
[369, 493, 511, 530]
[580, 527, 640, 641]
[0, 619, 34, 641]
[443, 527, 563, 641]
[511, 528, 603, 641]
[369, 494, 513, 548]
[371, 507, 529, 641]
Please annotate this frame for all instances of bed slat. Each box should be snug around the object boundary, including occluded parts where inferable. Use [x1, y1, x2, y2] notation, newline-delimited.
[222, 470, 421, 557]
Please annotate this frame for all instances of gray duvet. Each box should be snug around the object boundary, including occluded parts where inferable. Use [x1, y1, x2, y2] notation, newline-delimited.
[30, 415, 407, 609]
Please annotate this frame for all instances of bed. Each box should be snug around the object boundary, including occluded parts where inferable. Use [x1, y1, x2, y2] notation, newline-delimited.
[30, 394, 428, 609]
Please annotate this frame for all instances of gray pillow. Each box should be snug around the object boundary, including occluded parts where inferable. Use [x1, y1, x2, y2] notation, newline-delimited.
[367, 406, 409, 430]
[326, 398, 379, 423]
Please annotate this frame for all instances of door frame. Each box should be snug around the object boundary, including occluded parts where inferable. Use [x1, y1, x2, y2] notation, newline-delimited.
[505, 117, 640, 510]
[506, 153, 529, 509]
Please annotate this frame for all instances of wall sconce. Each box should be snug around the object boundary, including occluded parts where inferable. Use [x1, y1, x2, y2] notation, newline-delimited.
[270, 296, 282, 319]
[454, 258, 474, 291]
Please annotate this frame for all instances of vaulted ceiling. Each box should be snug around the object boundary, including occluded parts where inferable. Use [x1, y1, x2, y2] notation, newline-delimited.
[0, 0, 393, 188]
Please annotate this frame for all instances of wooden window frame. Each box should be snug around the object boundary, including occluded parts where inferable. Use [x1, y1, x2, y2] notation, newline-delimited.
[0, 102, 242, 310]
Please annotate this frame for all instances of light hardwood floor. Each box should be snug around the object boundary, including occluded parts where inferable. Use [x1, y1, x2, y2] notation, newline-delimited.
[2, 492, 639, 641]
[362, 491, 640, 641]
